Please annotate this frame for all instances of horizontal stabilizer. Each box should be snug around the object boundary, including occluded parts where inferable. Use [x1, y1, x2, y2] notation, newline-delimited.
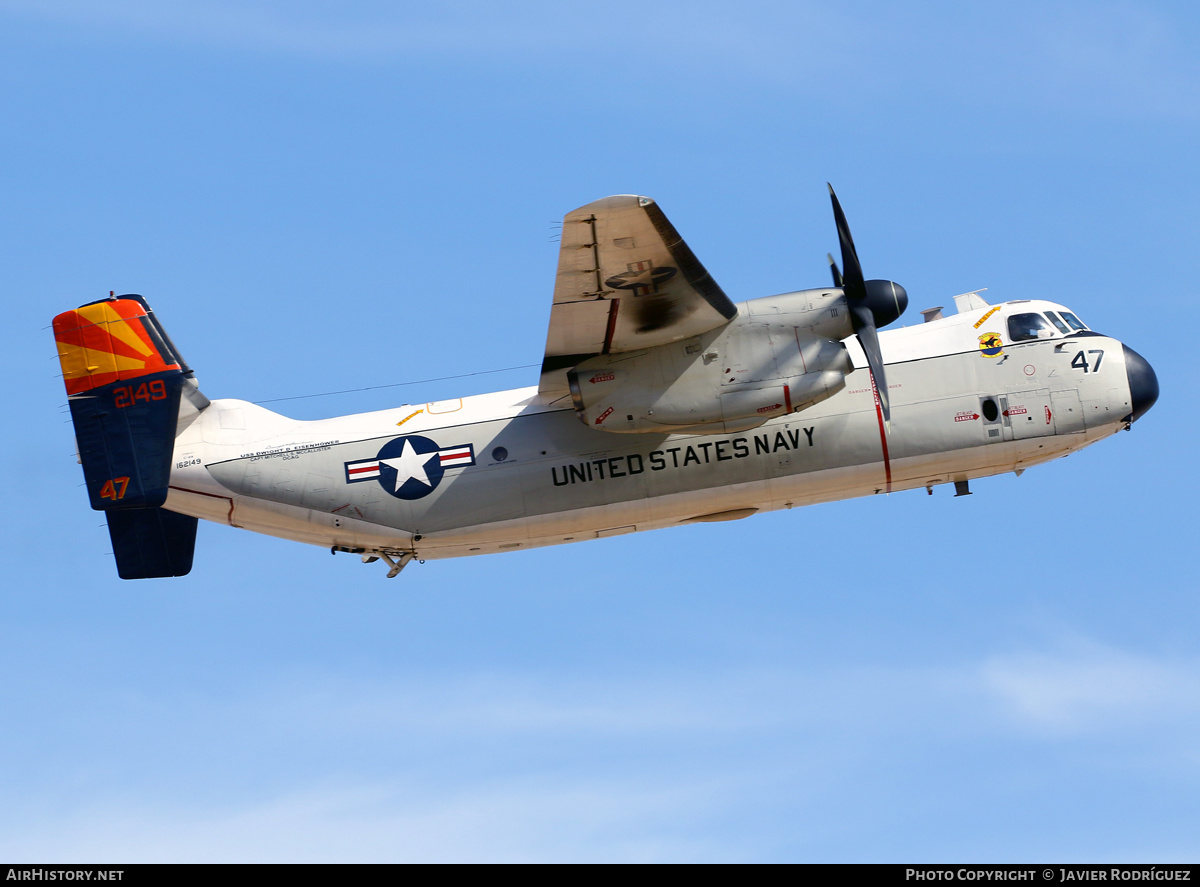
[105, 507, 198, 579]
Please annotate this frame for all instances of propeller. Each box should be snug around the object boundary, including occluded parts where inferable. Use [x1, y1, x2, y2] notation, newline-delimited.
[826, 253, 843, 288]
[827, 184, 908, 424]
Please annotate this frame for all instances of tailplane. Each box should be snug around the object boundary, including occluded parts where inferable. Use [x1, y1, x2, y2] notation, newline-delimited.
[53, 294, 208, 579]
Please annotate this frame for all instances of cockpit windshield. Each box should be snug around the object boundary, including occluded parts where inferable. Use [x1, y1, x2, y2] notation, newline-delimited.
[1044, 311, 1070, 334]
[1059, 311, 1087, 331]
[1007, 313, 1055, 342]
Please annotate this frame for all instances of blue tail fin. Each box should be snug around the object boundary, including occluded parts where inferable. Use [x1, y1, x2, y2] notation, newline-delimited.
[106, 508, 198, 579]
[53, 294, 207, 579]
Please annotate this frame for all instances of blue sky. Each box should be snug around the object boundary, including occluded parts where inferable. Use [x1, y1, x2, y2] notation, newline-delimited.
[1, 0, 1197, 862]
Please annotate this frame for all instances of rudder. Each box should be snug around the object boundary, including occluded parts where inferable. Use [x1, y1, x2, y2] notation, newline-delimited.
[106, 507, 199, 580]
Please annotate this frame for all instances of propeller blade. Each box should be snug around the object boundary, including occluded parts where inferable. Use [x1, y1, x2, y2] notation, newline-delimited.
[828, 184, 897, 424]
[853, 307, 891, 423]
[828, 184, 864, 300]
[826, 253, 843, 288]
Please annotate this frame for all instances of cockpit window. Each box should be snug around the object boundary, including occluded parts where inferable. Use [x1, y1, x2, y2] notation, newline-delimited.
[1044, 311, 1070, 334]
[1007, 313, 1056, 342]
[1059, 311, 1087, 331]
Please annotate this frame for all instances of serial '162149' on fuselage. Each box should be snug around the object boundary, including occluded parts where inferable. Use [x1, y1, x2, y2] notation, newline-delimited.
[53, 188, 1158, 579]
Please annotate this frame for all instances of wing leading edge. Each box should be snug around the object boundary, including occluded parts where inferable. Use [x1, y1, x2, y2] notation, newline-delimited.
[538, 196, 737, 395]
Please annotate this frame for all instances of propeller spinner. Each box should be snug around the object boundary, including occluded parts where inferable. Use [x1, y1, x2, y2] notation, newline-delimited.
[827, 184, 908, 423]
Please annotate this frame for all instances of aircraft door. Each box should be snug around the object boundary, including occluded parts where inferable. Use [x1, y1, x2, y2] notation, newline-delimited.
[1006, 389, 1054, 440]
[1050, 389, 1086, 434]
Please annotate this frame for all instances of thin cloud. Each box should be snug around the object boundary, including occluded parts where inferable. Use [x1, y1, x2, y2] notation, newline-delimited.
[3, 640, 1199, 860]
[0, 0, 822, 62]
[981, 640, 1200, 734]
[0, 0, 544, 58]
[0, 775, 741, 862]
[2, 1, 1195, 119]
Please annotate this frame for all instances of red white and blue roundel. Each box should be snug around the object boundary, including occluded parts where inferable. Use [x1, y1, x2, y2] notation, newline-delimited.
[344, 435, 475, 500]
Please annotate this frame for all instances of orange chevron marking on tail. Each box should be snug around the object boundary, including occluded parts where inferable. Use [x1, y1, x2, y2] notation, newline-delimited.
[53, 299, 181, 395]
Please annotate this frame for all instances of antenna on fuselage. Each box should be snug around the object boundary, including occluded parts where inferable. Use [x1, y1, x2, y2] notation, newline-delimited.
[952, 289, 989, 313]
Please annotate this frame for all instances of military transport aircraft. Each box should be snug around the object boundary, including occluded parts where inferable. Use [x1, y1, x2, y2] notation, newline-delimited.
[53, 188, 1158, 579]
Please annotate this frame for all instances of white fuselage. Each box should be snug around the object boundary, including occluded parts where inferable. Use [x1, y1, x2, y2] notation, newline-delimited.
[163, 298, 1136, 563]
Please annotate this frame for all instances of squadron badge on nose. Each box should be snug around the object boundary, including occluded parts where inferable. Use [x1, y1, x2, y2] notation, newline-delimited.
[978, 332, 1004, 358]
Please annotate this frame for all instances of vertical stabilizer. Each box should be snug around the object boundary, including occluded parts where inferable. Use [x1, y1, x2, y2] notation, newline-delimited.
[53, 294, 206, 578]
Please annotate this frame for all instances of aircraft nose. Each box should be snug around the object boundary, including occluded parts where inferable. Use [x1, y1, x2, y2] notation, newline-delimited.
[1123, 344, 1159, 424]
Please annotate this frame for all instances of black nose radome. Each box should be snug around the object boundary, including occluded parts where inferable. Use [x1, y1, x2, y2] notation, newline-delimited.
[863, 279, 908, 328]
[1123, 344, 1159, 424]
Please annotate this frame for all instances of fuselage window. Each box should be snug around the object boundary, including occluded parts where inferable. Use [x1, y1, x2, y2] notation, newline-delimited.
[1007, 313, 1055, 342]
[1044, 311, 1070, 334]
[1059, 311, 1088, 331]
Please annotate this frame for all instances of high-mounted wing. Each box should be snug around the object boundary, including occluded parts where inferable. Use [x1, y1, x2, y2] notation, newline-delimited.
[538, 196, 738, 395]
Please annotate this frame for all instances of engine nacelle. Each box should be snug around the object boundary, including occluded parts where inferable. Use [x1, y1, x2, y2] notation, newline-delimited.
[566, 323, 851, 434]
